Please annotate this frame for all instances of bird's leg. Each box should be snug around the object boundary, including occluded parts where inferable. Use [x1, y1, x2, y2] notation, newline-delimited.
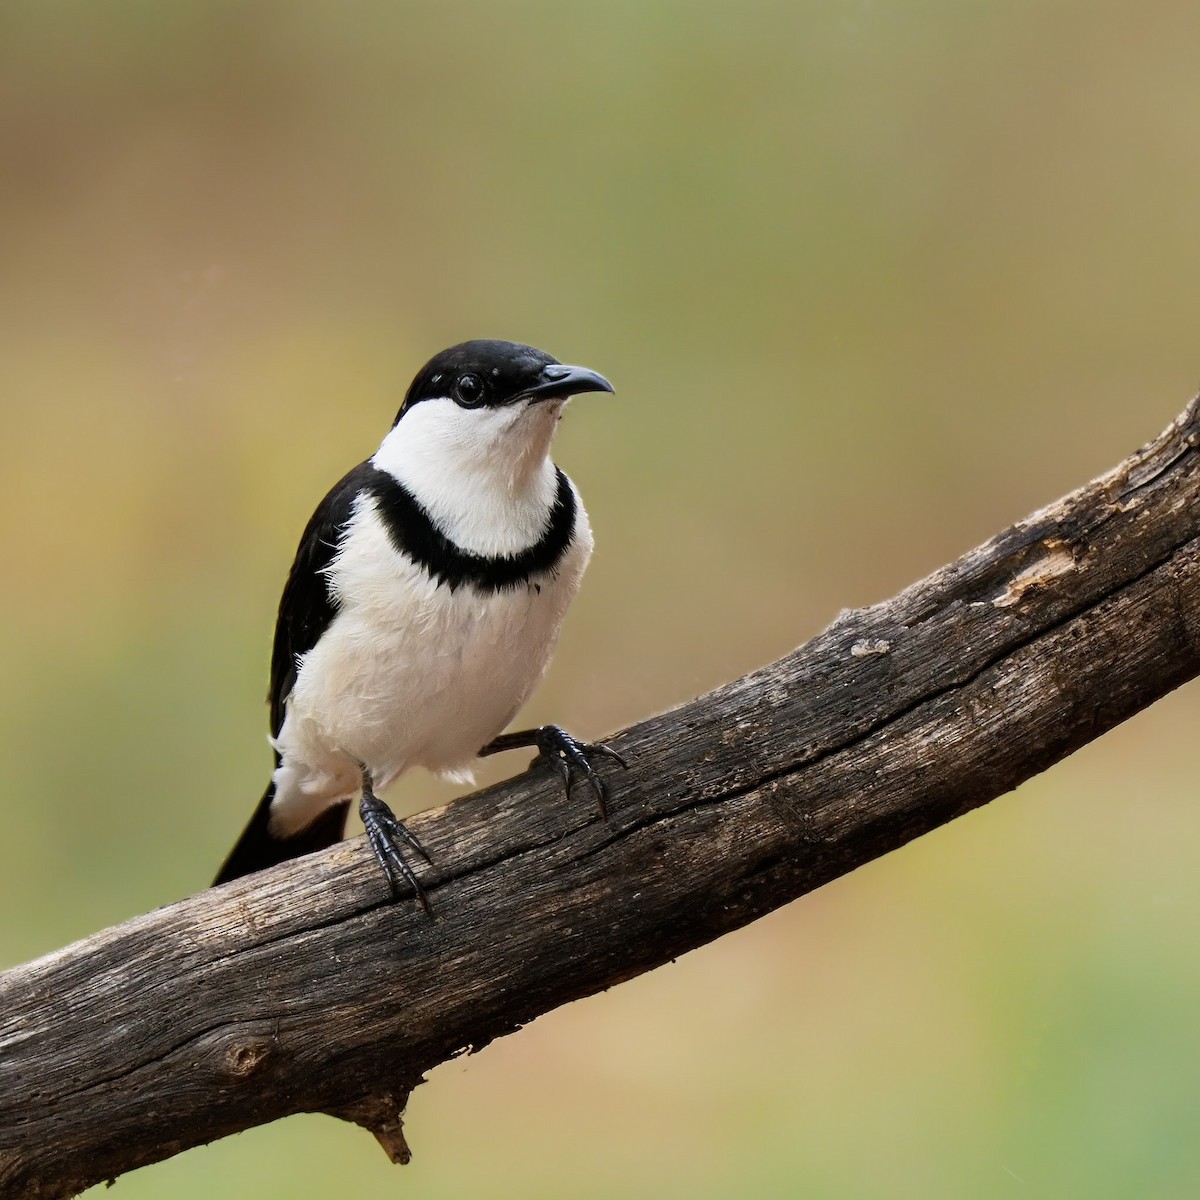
[358, 766, 433, 914]
[478, 726, 629, 821]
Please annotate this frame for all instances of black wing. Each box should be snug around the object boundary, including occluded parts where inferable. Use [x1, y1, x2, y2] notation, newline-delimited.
[268, 461, 377, 739]
[214, 462, 376, 887]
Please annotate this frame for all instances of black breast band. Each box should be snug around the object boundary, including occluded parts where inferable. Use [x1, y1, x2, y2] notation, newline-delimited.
[364, 466, 577, 592]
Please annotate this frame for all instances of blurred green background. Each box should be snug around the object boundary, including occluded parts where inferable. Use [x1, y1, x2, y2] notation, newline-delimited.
[4, 2, 1200, 1196]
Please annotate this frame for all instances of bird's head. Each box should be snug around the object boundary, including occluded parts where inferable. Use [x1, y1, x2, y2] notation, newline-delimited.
[376, 339, 614, 493]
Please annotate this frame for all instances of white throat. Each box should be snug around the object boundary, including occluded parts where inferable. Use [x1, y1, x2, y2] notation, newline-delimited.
[370, 397, 565, 557]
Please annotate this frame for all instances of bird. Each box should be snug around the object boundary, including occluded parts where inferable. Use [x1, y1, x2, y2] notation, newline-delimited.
[213, 339, 625, 910]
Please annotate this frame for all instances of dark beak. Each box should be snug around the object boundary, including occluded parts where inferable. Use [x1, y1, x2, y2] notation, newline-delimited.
[517, 363, 615, 403]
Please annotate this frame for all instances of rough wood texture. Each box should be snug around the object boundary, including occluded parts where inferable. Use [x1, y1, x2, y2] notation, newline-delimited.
[6, 399, 1200, 1199]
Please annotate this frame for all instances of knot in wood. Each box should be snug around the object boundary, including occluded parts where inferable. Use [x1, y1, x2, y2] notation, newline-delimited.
[225, 1039, 272, 1079]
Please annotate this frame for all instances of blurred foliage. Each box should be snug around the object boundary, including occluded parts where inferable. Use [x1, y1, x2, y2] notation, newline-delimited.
[3, 2, 1200, 1196]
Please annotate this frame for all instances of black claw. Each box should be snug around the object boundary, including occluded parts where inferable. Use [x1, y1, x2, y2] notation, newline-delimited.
[360, 785, 432, 914]
[478, 724, 629, 820]
[587, 742, 630, 770]
[532, 725, 629, 822]
[382, 813, 433, 865]
[549, 753, 573, 793]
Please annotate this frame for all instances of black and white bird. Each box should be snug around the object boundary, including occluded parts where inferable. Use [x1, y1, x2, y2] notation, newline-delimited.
[215, 339, 624, 908]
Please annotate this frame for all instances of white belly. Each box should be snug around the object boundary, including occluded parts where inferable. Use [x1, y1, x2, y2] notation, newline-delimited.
[269, 493, 592, 835]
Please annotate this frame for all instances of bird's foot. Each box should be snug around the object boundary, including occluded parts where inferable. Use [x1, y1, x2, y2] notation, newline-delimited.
[360, 781, 433, 914]
[481, 724, 629, 820]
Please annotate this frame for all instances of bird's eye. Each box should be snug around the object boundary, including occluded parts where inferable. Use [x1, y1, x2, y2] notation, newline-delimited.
[454, 373, 485, 407]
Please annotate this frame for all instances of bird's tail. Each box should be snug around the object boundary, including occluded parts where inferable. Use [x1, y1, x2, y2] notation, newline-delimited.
[213, 781, 352, 886]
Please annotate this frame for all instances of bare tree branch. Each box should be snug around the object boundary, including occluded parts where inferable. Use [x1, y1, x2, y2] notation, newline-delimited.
[5, 398, 1200, 1199]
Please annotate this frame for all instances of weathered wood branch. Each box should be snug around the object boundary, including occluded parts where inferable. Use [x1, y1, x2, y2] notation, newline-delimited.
[6, 399, 1200, 1198]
